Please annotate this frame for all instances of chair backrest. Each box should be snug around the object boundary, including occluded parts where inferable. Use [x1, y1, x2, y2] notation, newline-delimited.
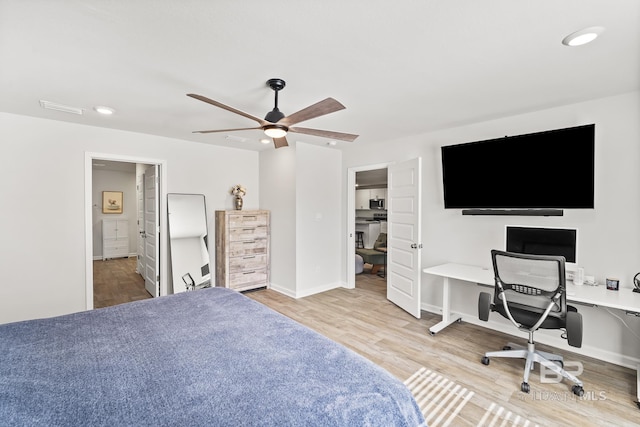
[373, 233, 387, 250]
[491, 249, 567, 319]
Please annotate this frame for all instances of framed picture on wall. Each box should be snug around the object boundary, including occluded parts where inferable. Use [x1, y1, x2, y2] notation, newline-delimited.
[102, 191, 123, 214]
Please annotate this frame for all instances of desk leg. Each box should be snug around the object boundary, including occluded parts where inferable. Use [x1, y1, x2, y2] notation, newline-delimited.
[636, 364, 640, 409]
[429, 277, 462, 335]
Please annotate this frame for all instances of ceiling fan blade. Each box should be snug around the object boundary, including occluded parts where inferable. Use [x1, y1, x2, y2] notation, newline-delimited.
[193, 127, 262, 134]
[187, 94, 267, 126]
[289, 126, 359, 142]
[279, 98, 345, 126]
[273, 136, 288, 149]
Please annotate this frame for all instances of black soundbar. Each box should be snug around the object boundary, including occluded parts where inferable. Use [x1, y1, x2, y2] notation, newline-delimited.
[461, 209, 564, 216]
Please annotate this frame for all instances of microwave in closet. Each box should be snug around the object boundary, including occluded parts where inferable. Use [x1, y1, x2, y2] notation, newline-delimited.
[369, 199, 385, 210]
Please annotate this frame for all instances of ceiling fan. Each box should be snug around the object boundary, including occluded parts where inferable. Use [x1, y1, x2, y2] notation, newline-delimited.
[188, 78, 359, 149]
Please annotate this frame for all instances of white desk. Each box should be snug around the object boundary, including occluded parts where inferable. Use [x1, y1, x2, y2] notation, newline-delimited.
[423, 262, 640, 406]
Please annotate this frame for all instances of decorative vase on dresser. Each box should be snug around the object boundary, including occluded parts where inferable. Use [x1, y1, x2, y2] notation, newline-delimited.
[215, 210, 270, 291]
[102, 219, 129, 260]
[234, 196, 243, 210]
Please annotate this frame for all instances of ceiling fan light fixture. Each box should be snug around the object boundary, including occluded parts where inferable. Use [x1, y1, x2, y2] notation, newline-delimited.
[264, 124, 288, 138]
[562, 26, 604, 46]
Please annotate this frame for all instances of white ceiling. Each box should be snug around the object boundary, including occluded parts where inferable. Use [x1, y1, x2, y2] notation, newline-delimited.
[1, 1, 638, 151]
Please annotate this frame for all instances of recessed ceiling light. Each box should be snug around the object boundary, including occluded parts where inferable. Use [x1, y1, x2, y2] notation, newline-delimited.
[260, 139, 271, 144]
[94, 106, 115, 115]
[327, 141, 337, 146]
[562, 26, 604, 47]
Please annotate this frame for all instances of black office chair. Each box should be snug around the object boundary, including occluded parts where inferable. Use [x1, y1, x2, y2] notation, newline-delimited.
[478, 250, 584, 396]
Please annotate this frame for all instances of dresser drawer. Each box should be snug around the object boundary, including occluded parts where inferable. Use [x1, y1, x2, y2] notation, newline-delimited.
[228, 239, 267, 257]
[228, 213, 268, 228]
[228, 225, 268, 241]
[103, 238, 129, 249]
[103, 237, 129, 259]
[229, 268, 268, 289]
[229, 254, 268, 271]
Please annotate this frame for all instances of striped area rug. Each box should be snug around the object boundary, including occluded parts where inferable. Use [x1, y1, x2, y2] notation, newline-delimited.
[405, 367, 539, 427]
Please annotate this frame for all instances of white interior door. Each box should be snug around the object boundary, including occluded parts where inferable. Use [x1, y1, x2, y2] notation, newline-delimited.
[143, 165, 160, 297]
[387, 157, 422, 318]
[136, 173, 145, 276]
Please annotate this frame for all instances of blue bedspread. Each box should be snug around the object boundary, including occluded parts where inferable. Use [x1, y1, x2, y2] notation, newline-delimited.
[0, 287, 425, 426]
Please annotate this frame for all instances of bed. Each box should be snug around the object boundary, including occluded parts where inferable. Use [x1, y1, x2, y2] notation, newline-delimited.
[0, 287, 425, 426]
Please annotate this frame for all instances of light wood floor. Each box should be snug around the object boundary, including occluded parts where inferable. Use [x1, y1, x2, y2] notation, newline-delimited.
[246, 268, 639, 426]
[93, 257, 151, 308]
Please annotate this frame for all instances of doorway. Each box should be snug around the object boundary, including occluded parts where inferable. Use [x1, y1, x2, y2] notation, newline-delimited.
[347, 163, 389, 290]
[84, 153, 167, 310]
[355, 168, 388, 280]
[347, 158, 423, 319]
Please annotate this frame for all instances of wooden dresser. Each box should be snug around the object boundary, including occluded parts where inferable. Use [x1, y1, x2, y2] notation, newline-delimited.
[215, 210, 270, 291]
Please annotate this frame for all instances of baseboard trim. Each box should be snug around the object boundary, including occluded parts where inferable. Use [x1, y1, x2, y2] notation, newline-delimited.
[268, 281, 343, 299]
[268, 283, 296, 298]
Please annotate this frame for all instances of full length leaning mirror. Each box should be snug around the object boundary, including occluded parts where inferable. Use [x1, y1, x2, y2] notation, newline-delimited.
[167, 193, 211, 293]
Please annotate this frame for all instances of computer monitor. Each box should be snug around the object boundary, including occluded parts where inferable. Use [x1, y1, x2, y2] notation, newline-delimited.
[505, 225, 578, 271]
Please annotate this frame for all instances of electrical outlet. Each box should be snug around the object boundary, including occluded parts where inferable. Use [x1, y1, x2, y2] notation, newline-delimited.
[566, 270, 575, 280]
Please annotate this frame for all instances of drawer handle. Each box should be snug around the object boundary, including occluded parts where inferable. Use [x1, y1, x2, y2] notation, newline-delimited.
[243, 241, 255, 244]
[243, 256, 256, 259]
[243, 271, 255, 275]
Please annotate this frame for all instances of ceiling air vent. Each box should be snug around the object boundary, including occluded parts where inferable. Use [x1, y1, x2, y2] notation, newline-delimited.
[39, 100, 84, 115]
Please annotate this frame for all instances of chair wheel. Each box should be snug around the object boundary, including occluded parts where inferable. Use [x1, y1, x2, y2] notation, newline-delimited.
[481, 356, 490, 365]
[503, 346, 512, 351]
[521, 382, 530, 393]
[572, 385, 584, 397]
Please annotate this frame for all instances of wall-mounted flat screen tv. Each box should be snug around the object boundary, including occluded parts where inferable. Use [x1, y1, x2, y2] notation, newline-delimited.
[441, 124, 595, 209]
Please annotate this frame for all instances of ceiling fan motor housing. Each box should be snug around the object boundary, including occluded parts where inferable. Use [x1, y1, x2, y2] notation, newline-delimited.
[264, 108, 285, 123]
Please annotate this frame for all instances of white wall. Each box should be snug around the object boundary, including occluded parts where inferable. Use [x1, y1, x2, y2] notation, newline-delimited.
[341, 91, 640, 368]
[0, 112, 259, 324]
[295, 143, 342, 296]
[260, 142, 342, 297]
[259, 146, 297, 295]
